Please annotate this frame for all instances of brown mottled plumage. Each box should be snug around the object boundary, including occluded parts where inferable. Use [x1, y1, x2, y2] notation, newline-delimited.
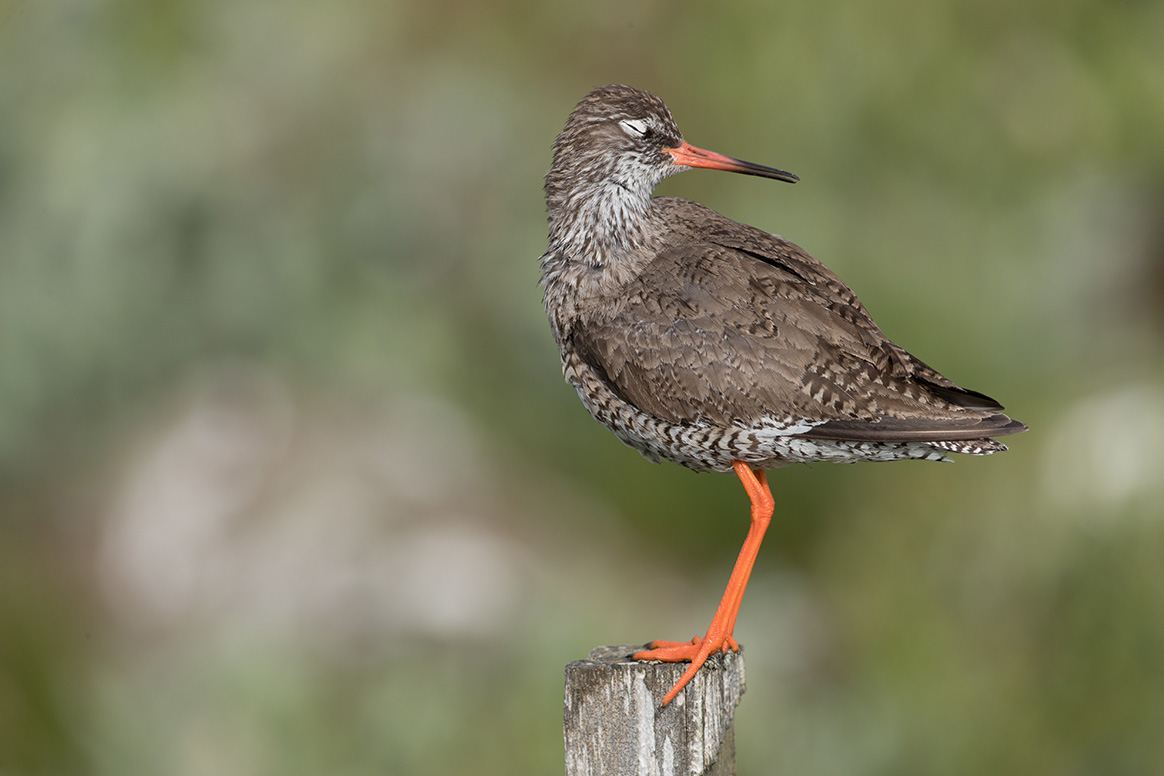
[539, 85, 1026, 705]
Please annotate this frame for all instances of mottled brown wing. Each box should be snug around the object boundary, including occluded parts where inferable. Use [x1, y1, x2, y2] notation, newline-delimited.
[569, 233, 1023, 440]
[702, 217, 1005, 406]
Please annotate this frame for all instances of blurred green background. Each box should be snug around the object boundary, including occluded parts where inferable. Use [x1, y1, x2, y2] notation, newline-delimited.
[2, 0, 1164, 773]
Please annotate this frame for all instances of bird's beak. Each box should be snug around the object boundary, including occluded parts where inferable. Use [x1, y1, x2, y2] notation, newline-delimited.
[664, 141, 799, 183]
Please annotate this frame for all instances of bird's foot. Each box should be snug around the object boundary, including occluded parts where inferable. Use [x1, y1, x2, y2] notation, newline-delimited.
[633, 629, 740, 706]
[633, 634, 740, 661]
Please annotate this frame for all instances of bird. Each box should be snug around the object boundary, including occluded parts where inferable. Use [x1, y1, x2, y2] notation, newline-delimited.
[539, 85, 1026, 707]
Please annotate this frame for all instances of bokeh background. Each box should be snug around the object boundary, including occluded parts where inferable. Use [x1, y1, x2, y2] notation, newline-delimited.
[3, 0, 1164, 773]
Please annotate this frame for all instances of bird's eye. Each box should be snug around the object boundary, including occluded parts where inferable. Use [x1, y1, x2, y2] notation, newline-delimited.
[619, 119, 651, 138]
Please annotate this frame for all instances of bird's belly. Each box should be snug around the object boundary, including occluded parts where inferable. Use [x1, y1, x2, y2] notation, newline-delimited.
[563, 368, 731, 472]
[570, 381, 945, 474]
[601, 411, 952, 471]
[565, 364, 952, 472]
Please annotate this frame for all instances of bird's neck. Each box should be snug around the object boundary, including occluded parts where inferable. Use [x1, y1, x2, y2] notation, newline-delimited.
[541, 181, 662, 330]
[547, 173, 657, 252]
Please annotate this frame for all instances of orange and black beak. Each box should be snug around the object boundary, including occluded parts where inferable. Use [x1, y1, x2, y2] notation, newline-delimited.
[665, 141, 799, 184]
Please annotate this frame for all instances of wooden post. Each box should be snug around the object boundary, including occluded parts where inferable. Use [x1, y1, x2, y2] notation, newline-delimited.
[564, 645, 745, 776]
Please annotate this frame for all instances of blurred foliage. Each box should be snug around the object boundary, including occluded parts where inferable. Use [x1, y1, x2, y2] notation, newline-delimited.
[2, 0, 1164, 774]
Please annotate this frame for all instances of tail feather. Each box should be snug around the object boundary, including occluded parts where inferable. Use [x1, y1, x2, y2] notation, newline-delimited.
[800, 413, 1027, 444]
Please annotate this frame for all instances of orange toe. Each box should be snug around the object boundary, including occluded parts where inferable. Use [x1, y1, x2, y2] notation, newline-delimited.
[633, 629, 742, 705]
[633, 638, 700, 662]
[634, 634, 740, 663]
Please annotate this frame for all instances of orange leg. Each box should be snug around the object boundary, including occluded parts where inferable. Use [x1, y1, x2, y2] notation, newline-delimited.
[634, 461, 775, 706]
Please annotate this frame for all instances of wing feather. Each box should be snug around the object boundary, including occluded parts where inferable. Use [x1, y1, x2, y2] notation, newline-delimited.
[568, 225, 1025, 443]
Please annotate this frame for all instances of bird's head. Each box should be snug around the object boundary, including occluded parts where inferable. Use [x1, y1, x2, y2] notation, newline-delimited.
[545, 84, 797, 215]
